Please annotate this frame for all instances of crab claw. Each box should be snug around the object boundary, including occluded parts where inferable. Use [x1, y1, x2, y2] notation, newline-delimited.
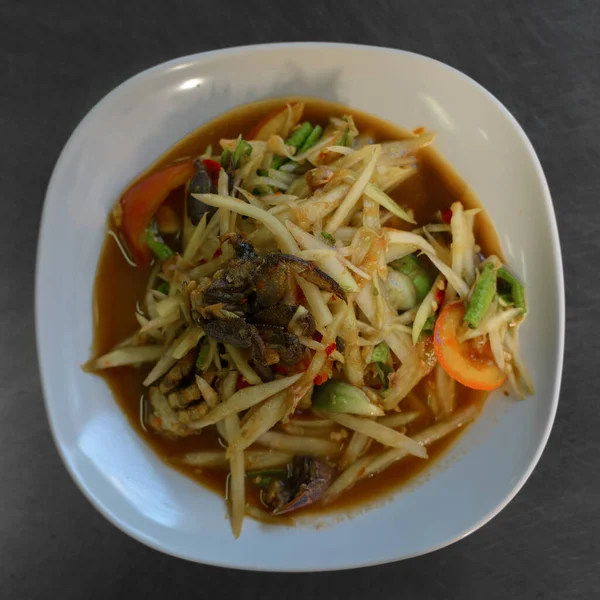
[265, 456, 334, 515]
[261, 253, 347, 303]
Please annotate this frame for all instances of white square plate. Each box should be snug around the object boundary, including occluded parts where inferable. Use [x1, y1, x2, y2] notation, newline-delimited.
[36, 43, 564, 570]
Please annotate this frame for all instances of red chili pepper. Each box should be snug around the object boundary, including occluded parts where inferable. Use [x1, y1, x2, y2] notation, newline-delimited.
[435, 289, 445, 306]
[441, 208, 453, 224]
[236, 374, 250, 390]
[213, 247, 222, 259]
[325, 343, 336, 356]
[273, 364, 290, 375]
[314, 331, 323, 343]
[313, 359, 333, 385]
[119, 160, 195, 266]
[313, 373, 329, 386]
[202, 159, 222, 185]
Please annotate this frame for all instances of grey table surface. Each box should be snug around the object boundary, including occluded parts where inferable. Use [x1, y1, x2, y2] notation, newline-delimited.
[1, 0, 598, 597]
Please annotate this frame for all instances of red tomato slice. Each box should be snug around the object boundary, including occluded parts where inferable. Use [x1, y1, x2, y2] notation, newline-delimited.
[434, 302, 506, 391]
[120, 159, 195, 266]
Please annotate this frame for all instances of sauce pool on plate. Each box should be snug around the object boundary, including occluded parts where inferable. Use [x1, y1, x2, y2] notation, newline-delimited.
[91, 97, 502, 519]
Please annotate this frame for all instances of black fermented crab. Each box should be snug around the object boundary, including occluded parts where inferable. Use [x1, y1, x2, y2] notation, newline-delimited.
[189, 235, 344, 379]
[200, 233, 346, 311]
[262, 456, 334, 515]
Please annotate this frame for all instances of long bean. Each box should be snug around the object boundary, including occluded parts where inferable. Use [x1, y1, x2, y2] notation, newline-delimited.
[220, 149, 231, 168]
[145, 227, 174, 261]
[464, 262, 497, 328]
[233, 140, 252, 166]
[221, 139, 252, 169]
[297, 124, 323, 154]
[497, 267, 527, 314]
[272, 122, 313, 169]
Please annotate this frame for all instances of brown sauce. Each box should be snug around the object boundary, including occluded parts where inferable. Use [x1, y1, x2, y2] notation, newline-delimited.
[91, 97, 502, 518]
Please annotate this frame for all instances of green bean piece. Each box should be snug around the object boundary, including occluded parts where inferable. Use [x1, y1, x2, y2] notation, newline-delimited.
[464, 263, 497, 328]
[272, 157, 288, 170]
[272, 154, 292, 170]
[297, 124, 323, 154]
[272, 122, 313, 169]
[270, 156, 286, 170]
[145, 226, 174, 261]
[321, 231, 336, 246]
[390, 255, 433, 302]
[220, 148, 231, 168]
[222, 140, 252, 169]
[233, 140, 252, 166]
[497, 267, 527, 314]
[287, 121, 313, 149]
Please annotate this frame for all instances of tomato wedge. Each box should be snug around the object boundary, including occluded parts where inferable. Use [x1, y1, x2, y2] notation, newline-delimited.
[434, 302, 506, 391]
[119, 159, 195, 266]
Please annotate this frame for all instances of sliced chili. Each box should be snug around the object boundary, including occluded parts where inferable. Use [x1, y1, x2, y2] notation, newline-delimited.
[325, 343, 336, 356]
[313, 373, 329, 386]
[202, 159, 222, 185]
